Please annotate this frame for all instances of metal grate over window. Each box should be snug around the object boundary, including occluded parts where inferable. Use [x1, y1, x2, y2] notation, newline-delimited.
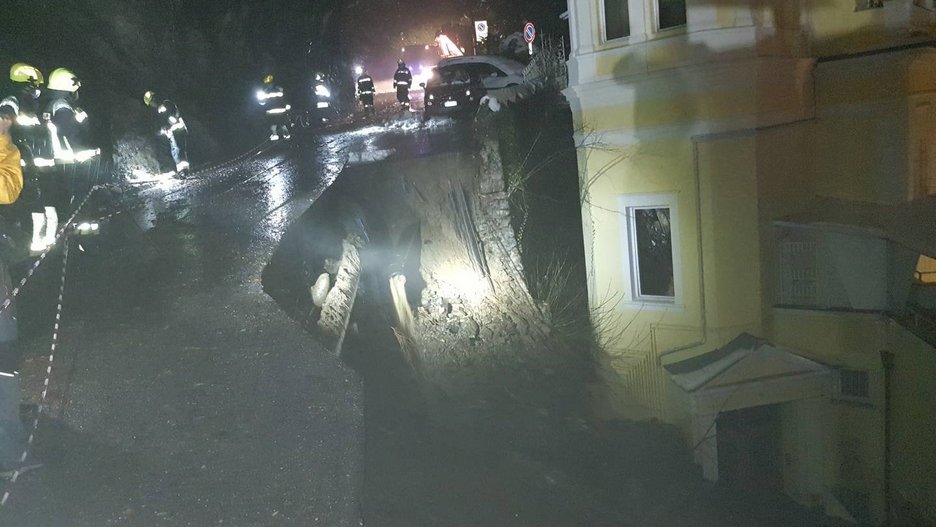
[778, 240, 818, 306]
[835, 369, 872, 404]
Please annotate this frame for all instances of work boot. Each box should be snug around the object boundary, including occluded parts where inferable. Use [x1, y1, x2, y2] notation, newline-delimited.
[43, 206, 58, 249]
[30, 213, 45, 253]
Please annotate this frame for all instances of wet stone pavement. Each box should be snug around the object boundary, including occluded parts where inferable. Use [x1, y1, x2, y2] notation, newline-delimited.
[1, 137, 364, 526]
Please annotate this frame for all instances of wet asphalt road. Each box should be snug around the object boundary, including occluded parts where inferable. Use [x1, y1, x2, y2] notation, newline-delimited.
[1, 134, 366, 526]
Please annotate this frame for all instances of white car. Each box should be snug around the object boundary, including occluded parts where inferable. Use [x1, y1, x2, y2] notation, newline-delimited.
[436, 56, 525, 91]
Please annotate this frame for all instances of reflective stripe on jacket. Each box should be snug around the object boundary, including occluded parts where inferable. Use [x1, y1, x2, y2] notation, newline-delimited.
[393, 68, 412, 86]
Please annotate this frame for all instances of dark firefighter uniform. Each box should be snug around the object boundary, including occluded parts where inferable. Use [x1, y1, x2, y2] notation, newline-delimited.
[145, 92, 190, 174]
[393, 61, 413, 108]
[41, 68, 97, 167]
[357, 72, 375, 109]
[257, 76, 291, 141]
[0, 64, 46, 168]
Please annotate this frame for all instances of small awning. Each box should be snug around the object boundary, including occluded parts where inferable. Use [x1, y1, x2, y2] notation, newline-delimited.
[666, 333, 830, 414]
[775, 196, 936, 258]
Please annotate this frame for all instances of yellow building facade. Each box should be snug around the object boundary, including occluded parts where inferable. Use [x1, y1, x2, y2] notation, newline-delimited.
[564, 0, 936, 523]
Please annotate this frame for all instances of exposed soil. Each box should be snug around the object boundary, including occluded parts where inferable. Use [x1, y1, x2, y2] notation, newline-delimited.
[261, 106, 848, 526]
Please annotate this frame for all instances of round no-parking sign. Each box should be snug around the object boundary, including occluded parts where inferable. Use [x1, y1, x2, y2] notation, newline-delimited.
[523, 22, 536, 44]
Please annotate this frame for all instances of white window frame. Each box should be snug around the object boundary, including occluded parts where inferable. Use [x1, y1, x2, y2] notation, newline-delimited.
[619, 193, 683, 306]
[653, 0, 688, 32]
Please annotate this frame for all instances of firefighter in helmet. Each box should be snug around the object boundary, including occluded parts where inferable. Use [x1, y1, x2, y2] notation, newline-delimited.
[43, 67, 96, 164]
[0, 63, 56, 253]
[0, 63, 45, 166]
[393, 59, 413, 109]
[356, 68, 375, 112]
[256, 75, 291, 141]
[311, 72, 333, 123]
[144, 91, 190, 176]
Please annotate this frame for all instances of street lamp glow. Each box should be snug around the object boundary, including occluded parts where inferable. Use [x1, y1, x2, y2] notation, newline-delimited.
[354, 65, 363, 76]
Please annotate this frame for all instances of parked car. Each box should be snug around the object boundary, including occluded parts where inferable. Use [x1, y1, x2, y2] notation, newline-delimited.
[437, 55, 525, 91]
[422, 65, 486, 120]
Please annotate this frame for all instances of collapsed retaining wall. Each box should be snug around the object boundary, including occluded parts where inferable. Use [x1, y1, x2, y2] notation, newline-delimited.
[262, 103, 595, 434]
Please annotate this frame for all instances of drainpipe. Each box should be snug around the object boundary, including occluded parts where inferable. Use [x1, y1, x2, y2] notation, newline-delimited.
[658, 140, 708, 360]
[880, 350, 895, 526]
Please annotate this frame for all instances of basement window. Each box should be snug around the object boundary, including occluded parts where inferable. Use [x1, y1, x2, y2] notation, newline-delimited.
[620, 193, 681, 304]
[657, 0, 687, 30]
[855, 0, 884, 11]
[834, 369, 872, 405]
[603, 0, 631, 40]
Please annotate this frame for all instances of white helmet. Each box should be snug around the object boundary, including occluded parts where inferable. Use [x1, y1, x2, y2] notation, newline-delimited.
[48, 68, 81, 92]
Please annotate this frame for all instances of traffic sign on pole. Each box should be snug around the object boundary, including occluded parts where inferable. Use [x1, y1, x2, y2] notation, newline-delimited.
[523, 22, 536, 44]
[475, 20, 488, 42]
[524, 22, 536, 56]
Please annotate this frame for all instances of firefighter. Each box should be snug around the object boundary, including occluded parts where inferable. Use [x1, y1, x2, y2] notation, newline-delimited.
[1, 65, 55, 253]
[0, 63, 45, 166]
[143, 91, 190, 176]
[311, 72, 332, 123]
[393, 59, 413, 109]
[43, 67, 96, 165]
[1, 64, 50, 251]
[356, 68, 375, 112]
[256, 75, 291, 141]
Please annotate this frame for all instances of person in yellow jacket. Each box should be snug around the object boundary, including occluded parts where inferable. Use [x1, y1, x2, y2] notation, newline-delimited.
[0, 106, 28, 475]
[0, 108, 24, 205]
[0, 107, 41, 253]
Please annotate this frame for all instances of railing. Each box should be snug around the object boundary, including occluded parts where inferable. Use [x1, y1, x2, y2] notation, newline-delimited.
[894, 304, 936, 348]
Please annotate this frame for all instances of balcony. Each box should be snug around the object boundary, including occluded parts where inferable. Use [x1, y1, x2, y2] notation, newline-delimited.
[773, 198, 936, 347]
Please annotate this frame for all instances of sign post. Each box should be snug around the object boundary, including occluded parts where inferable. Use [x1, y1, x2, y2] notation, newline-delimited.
[523, 22, 536, 56]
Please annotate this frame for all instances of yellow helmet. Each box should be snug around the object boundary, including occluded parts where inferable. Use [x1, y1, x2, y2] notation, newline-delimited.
[48, 67, 81, 92]
[143, 91, 156, 106]
[263, 75, 274, 84]
[9, 63, 44, 85]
